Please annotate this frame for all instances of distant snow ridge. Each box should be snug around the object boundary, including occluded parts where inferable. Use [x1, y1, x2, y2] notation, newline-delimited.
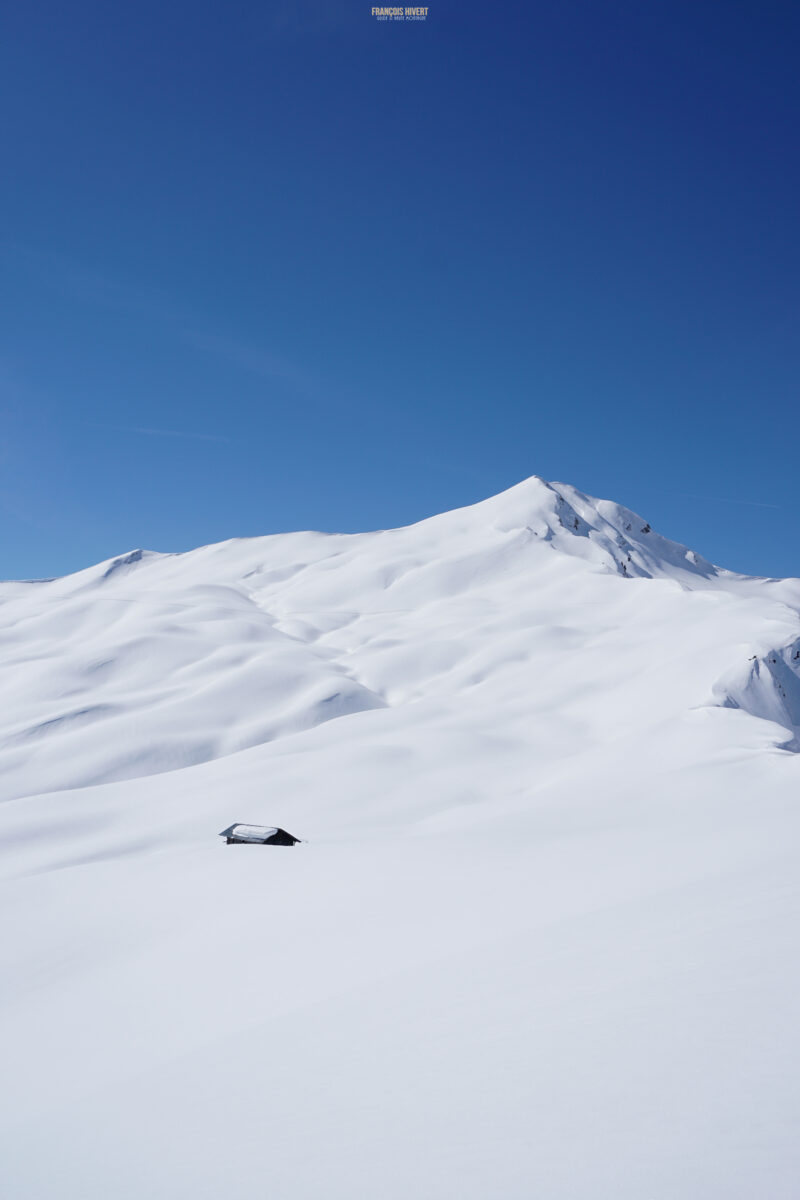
[0, 473, 799, 804]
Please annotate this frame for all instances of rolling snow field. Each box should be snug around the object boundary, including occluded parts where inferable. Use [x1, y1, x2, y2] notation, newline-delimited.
[2, 476, 799, 1198]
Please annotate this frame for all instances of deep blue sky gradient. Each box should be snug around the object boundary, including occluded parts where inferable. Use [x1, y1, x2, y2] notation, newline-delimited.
[2, 0, 798, 579]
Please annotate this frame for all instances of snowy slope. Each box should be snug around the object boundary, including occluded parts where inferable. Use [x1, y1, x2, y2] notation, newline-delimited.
[2, 476, 799, 1199]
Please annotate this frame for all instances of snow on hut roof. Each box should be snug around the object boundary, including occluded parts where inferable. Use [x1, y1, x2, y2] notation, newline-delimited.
[219, 823, 279, 842]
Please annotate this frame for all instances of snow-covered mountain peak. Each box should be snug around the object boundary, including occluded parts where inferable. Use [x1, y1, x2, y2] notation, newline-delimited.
[0, 474, 798, 809]
[432, 474, 720, 583]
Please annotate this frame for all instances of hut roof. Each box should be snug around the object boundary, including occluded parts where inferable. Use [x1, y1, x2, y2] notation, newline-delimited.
[219, 823, 279, 842]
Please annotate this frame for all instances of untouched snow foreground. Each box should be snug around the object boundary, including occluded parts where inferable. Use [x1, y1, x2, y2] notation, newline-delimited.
[2, 475, 800, 1199]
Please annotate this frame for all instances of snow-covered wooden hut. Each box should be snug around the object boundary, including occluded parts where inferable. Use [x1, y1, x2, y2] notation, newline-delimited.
[219, 823, 301, 846]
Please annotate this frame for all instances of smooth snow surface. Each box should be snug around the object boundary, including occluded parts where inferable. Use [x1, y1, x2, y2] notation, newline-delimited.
[2, 475, 799, 1198]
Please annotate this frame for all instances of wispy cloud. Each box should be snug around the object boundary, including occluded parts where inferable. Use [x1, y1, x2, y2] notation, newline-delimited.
[5, 242, 318, 398]
[678, 491, 781, 511]
[87, 422, 231, 444]
[129, 426, 231, 443]
[5, 243, 184, 326]
[181, 330, 309, 388]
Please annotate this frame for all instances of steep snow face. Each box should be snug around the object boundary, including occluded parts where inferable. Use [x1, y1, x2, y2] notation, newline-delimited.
[2, 476, 800, 1200]
[466, 476, 724, 581]
[713, 636, 800, 750]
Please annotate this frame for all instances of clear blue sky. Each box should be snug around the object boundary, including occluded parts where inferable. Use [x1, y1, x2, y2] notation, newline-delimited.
[2, 0, 798, 580]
